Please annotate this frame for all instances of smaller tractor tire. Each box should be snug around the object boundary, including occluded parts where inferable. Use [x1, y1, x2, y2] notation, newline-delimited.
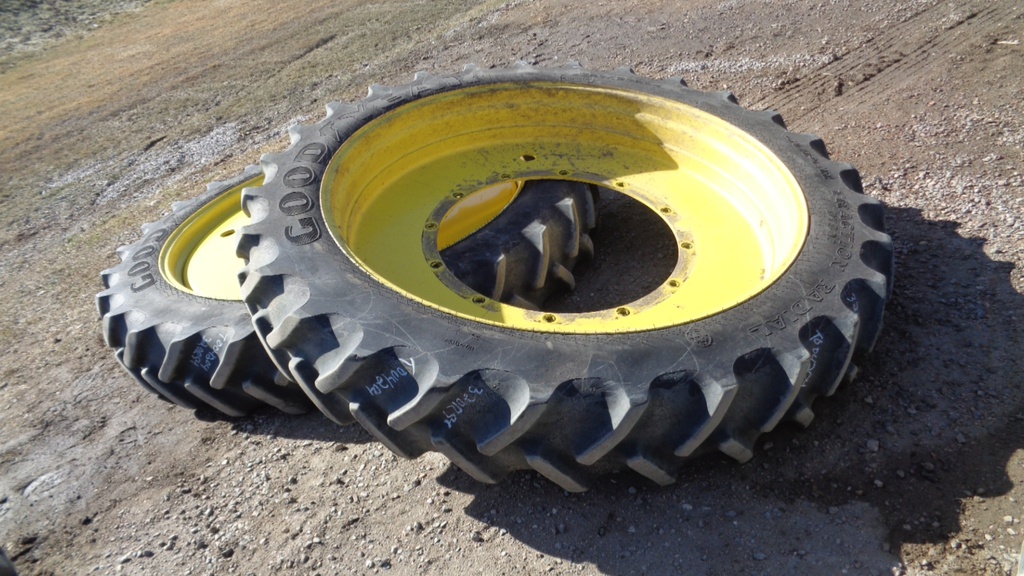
[97, 166, 310, 416]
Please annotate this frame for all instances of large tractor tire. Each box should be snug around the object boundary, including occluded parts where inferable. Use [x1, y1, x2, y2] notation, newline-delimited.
[238, 64, 894, 490]
[441, 179, 597, 310]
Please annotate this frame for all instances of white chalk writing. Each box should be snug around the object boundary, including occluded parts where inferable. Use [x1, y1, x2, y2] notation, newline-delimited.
[365, 366, 409, 397]
[442, 385, 486, 429]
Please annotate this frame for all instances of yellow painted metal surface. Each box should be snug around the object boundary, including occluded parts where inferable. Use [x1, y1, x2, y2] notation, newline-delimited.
[320, 82, 809, 334]
[159, 176, 261, 300]
[437, 180, 522, 250]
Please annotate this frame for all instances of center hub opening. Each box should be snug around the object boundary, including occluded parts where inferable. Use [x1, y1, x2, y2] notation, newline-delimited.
[546, 188, 679, 313]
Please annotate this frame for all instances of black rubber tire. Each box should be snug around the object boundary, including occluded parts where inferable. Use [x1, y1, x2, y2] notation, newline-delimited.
[238, 65, 894, 491]
[0, 548, 16, 576]
[97, 166, 311, 417]
[443, 179, 597, 310]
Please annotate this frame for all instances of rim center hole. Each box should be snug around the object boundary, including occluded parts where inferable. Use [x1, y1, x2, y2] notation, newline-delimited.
[545, 188, 679, 314]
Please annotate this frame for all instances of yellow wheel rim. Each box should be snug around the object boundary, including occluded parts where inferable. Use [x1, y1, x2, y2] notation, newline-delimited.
[159, 176, 261, 300]
[321, 82, 809, 334]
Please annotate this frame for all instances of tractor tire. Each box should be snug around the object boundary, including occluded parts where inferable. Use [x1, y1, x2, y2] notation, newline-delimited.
[238, 64, 894, 490]
[97, 166, 310, 416]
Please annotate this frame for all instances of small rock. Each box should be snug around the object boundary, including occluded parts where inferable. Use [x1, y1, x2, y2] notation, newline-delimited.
[921, 462, 935, 472]
[1003, 515, 1014, 524]
[471, 531, 484, 542]
[874, 479, 884, 488]
[118, 554, 132, 564]
[221, 547, 234, 558]
[866, 439, 880, 452]
[365, 559, 375, 568]
[753, 552, 767, 561]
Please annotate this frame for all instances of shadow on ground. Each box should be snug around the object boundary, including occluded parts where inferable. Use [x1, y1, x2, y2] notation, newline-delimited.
[236, 205, 1023, 574]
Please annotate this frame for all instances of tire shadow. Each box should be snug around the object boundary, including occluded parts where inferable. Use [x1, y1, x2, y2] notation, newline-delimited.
[430, 205, 1024, 574]
[229, 205, 1023, 574]
[798, 205, 1024, 551]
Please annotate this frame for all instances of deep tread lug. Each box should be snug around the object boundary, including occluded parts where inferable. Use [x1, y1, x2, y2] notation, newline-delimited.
[242, 380, 309, 415]
[718, 436, 754, 463]
[626, 452, 677, 486]
[431, 434, 502, 484]
[525, 450, 590, 493]
[141, 367, 197, 410]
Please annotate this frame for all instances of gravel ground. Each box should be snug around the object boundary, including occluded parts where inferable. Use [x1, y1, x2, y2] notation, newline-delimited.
[1, 0, 1023, 574]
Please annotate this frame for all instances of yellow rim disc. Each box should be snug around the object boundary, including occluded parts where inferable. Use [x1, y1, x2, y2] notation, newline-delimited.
[159, 176, 261, 300]
[321, 82, 809, 334]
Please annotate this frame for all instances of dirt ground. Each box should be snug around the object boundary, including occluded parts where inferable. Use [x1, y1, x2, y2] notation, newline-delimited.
[1, 0, 1023, 574]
